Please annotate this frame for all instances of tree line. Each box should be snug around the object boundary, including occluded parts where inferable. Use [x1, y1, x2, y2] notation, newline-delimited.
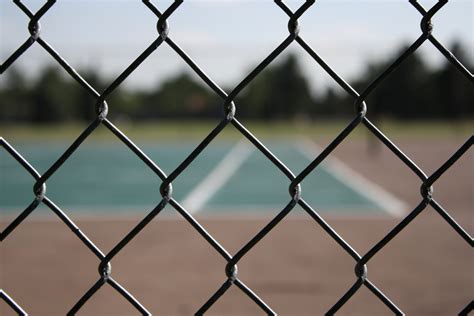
[0, 42, 472, 123]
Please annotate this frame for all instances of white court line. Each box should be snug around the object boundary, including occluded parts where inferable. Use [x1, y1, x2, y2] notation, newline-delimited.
[181, 140, 254, 214]
[297, 139, 408, 218]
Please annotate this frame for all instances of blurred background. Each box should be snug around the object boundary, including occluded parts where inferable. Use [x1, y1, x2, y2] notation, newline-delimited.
[1, 1, 473, 316]
[0, 0, 473, 125]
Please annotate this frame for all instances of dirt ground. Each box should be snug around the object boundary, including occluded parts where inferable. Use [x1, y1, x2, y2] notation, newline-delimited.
[1, 137, 473, 316]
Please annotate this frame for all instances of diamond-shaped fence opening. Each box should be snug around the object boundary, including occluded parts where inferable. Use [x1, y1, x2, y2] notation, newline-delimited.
[1, 0, 472, 315]
[167, 1, 289, 81]
[44, 1, 157, 69]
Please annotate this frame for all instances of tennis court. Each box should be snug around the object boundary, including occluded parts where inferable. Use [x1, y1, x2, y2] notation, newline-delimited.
[2, 137, 471, 316]
[1, 139, 406, 218]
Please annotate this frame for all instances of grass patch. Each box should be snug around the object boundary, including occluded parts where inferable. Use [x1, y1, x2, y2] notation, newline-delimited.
[1, 119, 472, 143]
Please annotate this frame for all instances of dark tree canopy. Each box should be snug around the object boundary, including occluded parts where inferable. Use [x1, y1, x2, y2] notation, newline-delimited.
[1, 43, 472, 124]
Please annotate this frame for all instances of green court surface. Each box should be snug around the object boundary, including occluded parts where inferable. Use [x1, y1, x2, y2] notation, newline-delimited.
[1, 140, 405, 218]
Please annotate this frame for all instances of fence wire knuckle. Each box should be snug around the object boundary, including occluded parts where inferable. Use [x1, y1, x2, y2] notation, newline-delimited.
[1, 0, 472, 315]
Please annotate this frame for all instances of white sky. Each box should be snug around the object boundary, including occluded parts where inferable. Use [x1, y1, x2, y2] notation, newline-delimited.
[1, 0, 473, 95]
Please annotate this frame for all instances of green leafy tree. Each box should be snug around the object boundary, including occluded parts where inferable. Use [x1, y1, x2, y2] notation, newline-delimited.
[350, 45, 432, 119]
[0, 67, 31, 122]
[433, 42, 474, 119]
[71, 69, 104, 121]
[141, 73, 218, 119]
[30, 66, 76, 123]
[240, 54, 313, 120]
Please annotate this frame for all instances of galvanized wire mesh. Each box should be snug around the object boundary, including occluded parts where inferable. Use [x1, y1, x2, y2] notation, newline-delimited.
[1, 0, 473, 315]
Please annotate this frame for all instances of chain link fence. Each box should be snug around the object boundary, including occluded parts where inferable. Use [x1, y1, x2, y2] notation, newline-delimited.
[1, 0, 473, 315]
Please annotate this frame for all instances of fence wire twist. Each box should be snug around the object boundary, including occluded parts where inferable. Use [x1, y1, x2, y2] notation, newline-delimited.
[1, 0, 473, 315]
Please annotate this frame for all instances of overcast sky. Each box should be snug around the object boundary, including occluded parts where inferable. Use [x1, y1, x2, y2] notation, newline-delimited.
[1, 0, 472, 95]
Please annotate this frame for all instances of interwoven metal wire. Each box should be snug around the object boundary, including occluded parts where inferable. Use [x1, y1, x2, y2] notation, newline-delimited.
[1, 0, 473, 315]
